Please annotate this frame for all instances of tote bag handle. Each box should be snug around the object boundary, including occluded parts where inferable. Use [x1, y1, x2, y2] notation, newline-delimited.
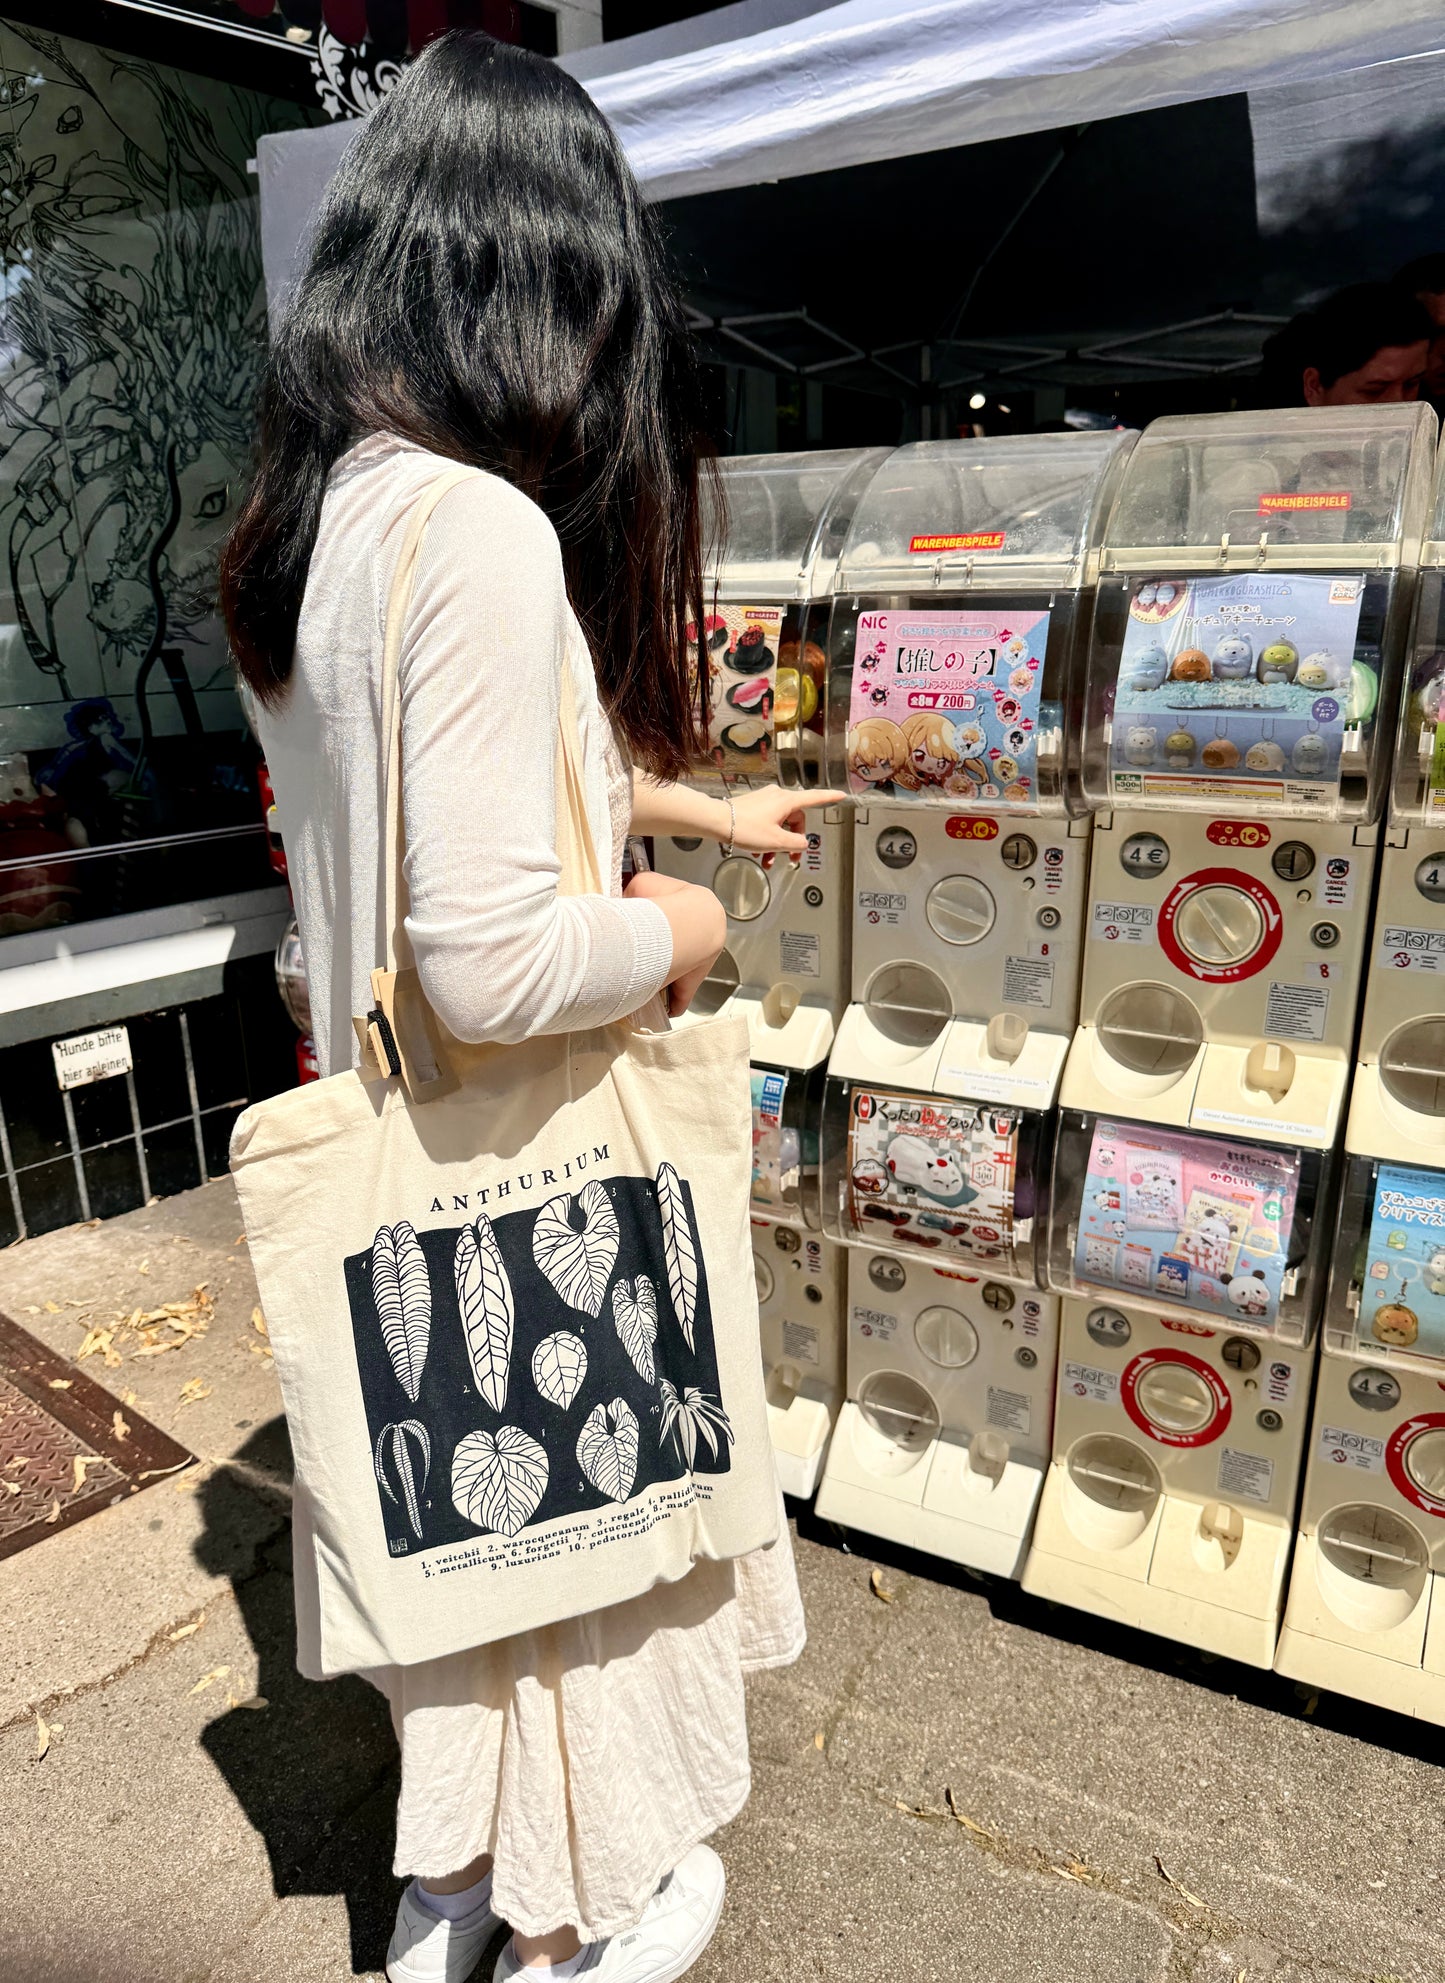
[360, 467, 606, 1095]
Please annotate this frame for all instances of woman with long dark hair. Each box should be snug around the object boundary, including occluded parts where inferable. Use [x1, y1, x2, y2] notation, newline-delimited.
[222, 32, 821, 1983]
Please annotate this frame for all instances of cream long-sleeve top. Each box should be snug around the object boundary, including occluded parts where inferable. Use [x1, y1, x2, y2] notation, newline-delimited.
[259, 432, 675, 1077]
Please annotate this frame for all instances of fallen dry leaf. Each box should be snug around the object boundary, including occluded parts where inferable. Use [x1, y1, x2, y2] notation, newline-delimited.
[3, 1479, 19, 1497]
[136, 1259, 150, 1275]
[71, 1454, 108, 1495]
[1154, 1856, 1206, 1908]
[1053, 1857, 1099, 1885]
[869, 1567, 895, 1604]
[112, 1411, 130, 1442]
[44, 1500, 60, 1524]
[189, 1665, 231, 1695]
[23, 1305, 38, 1314]
[47, 1378, 72, 1391]
[120, 1388, 139, 1408]
[177, 1378, 213, 1407]
[251, 1307, 268, 1339]
[235, 1234, 247, 1245]
[944, 1787, 996, 1838]
[43, 1300, 60, 1313]
[5, 1456, 26, 1471]
[813, 1729, 825, 1751]
[232, 1696, 269, 1712]
[34, 1713, 49, 1761]
[167, 1618, 203, 1643]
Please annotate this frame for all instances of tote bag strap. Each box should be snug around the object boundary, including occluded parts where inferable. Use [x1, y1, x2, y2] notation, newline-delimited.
[360, 465, 608, 1096]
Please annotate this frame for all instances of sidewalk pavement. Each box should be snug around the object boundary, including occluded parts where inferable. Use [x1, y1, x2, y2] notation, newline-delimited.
[3, 1179, 1444, 1983]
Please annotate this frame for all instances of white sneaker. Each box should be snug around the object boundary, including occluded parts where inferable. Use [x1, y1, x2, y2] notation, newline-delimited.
[492, 1845, 725, 1983]
[387, 1876, 503, 1983]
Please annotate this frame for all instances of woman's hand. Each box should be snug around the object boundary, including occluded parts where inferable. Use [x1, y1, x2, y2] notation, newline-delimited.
[624, 870, 726, 1015]
[724, 785, 846, 861]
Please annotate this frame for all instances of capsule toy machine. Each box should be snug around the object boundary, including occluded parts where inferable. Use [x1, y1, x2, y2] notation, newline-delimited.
[825, 431, 1135, 1111]
[654, 450, 888, 1493]
[1276, 432, 1445, 1716]
[812, 1065, 1061, 1574]
[747, 1061, 845, 1497]
[1022, 1110, 1330, 1664]
[655, 447, 888, 1067]
[1064, 405, 1436, 1148]
[809, 434, 1134, 1574]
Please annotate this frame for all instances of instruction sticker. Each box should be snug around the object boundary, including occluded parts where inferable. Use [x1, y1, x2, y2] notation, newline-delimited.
[1263, 981, 1330, 1042]
[1319, 1424, 1386, 1474]
[1063, 1360, 1119, 1406]
[845, 607, 1053, 811]
[779, 930, 820, 978]
[802, 832, 825, 875]
[852, 1303, 899, 1343]
[986, 1386, 1032, 1435]
[1003, 954, 1054, 1009]
[1217, 1447, 1275, 1504]
[781, 1320, 821, 1366]
[858, 889, 908, 927]
[1110, 573, 1366, 804]
[1320, 856, 1355, 909]
[1376, 925, 1445, 974]
[1092, 902, 1156, 944]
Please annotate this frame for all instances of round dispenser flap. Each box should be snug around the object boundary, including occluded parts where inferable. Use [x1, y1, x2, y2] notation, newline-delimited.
[857, 1369, 940, 1452]
[1101, 405, 1435, 567]
[1380, 1018, 1445, 1118]
[1066, 1432, 1161, 1513]
[837, 430, 1136, 590]
[1318, 1503, 1429, 1589]
[862, 961, 952, 1047]
[708, 447, 891, 599]
[1096, 982, 1204, 1077]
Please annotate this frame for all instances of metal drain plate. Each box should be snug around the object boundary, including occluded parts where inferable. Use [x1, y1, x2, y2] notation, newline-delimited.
[0, 1309, 192, 1560]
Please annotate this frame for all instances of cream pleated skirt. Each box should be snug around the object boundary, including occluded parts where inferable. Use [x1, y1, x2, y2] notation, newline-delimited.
[292, 1483, 805, 1940]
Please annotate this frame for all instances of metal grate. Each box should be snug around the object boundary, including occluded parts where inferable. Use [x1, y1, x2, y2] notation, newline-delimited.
[0, 1310, 192, 1561]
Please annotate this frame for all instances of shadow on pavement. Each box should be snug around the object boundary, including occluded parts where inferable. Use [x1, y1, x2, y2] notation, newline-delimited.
[196, 1419, 405, 1977]
[792, 1495, 1445, 1771]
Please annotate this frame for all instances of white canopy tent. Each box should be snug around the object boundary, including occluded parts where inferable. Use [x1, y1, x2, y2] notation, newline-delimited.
[578, 0, 1445, 204]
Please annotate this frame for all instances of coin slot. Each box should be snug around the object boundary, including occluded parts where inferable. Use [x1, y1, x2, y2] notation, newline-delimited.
[1001, 833, 1037, 872]
[1272, 842, 1315, 882]
[1096, 983, 1204, 1078]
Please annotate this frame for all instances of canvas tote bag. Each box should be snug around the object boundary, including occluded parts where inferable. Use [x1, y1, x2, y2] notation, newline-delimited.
[230, 467, 778, 1677]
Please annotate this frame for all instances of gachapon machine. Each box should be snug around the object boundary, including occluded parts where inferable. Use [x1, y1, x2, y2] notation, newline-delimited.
[655, 447, 888, 1070]
[825, 430, 1135, 1111]
[1064, 405, 1436, 1151]
[1022, 1109, 1330, 1664]
[813, 1070, 1063, 1573]
[814, 1249, 1059, 1577]
[1277, 428, 1445, 1716]
[1276, 1155, 1445, 1719]
[746, 1060, 846, 1498]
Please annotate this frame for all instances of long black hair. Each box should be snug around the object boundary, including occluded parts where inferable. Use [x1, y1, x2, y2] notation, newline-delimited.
[222, 30, 711, 778]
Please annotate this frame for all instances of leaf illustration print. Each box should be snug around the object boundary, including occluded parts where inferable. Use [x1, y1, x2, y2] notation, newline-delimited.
[655, 1162, 699, 1351]
[455, 1216, 513, 1412]
[576, 1397, 640, 1503]
[452, 1426, 548, 1537]
[660, 1380, 734, 1472]
[374, 1419, 431, 1540]
[532, 1330, 588, 1409]
[531, 1181, 618, 1318]
[371, 1222, 431, 1401]
[612, 1275, 658, 1385]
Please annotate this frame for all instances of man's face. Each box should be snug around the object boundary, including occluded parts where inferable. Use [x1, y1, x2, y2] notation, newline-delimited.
[1303, 340, 1430, 406]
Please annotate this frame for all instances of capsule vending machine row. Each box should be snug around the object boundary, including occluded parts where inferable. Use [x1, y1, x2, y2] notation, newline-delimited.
[655, 449, 889, 1496]
[1024, 403, 1438, 1665]
[812, 431, 1137, 1575]
[1277, 421, 1445, 1717]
